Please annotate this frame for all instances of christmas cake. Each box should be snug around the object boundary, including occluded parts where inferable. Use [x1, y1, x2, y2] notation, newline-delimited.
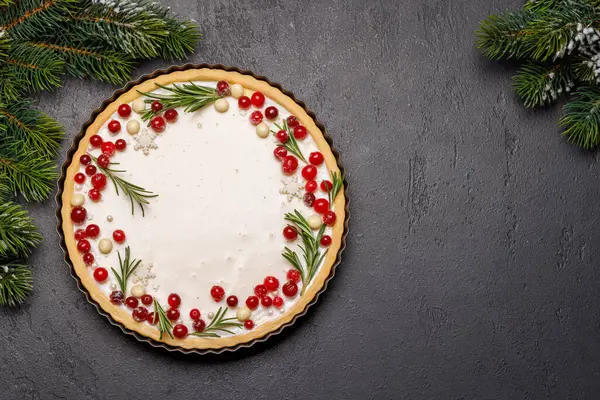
[59, 67, 346, 351]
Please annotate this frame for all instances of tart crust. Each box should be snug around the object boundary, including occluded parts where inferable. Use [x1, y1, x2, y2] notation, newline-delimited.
[61, 68, 346, 350]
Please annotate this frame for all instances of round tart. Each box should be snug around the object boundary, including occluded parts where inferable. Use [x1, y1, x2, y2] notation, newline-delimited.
[58, 66, 347, 352]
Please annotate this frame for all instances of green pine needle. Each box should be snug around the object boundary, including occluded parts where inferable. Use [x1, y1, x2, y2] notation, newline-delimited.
[0, 201, 42, 258]
[160, 18, 201, 60]
[560, 86, 600, 148]
[4, 42, 64, 96]
[0, 147, 58, 202]
[0, 262, 33, 307]
[475, 10, 535, 60]
[513, 61, 574, 107]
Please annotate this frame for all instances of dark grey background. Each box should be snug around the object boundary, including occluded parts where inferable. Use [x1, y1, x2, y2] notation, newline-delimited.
[2, 0, 600, 399]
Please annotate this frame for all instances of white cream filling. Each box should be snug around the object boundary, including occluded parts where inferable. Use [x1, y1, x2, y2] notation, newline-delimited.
[73, 81, 334, 334]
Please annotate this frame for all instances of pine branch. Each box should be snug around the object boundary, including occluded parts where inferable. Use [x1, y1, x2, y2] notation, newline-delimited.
[559, 85, 600, 148]
[0, 0, 15, 7]
[0, 146, 58, 201]
[0, 0, 77, 41]
[0, 100, 64, 158]
[0, 174, 12, 201]
[475, 10, 535, 60]
[0, 201, 42, 258]
[524, 0, 565, 12]
[0, 261, 33, 307]
[4, 42, 64, 96]
[513, 61, 574, 107]
[159, 18, 201, 60]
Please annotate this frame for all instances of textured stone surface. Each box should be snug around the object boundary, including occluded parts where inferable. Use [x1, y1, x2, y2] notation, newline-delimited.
[2, 0, 600, 399]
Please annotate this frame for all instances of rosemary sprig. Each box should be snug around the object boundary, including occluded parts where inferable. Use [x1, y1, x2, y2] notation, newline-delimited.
[110, 247, 141, 294]
[283, 210, 328, 294]
[328, 171, 343, 204]
[190, 307, 243, 338]
[272, 120, 307, 163]
[138, 82, 220, 121]
[93, 157, 158, 216]
[153, 299, 173, 340]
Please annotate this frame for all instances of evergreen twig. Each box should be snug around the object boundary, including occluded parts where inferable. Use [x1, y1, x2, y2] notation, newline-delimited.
[0, 261, 33, 307]
[0, 201, 42, 258]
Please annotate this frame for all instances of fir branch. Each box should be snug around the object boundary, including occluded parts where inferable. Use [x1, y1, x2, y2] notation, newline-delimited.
[110, 246, 141, 294]
[159, 18, 201, 60]
[0, 0, 76, 41]
[138, 82, 220, 121]
[0, 100, 64, 157]
[273, 120, 307, 163]
[153, 298, 173, 340]
[559, 85, 600, 148]
[328, 171, 343, 204]
[0, 261, 32, 307]
[475, 10, 535, 60]
[513, 61, 574, 107]
[0, 148, 58, 201]
[93, 158, 157, 216]
[0, 174, 12, 201]
[572, 55, 599, 83]
[190, 307, 242, 338]
[524, 0, 565, 12]
[0, 201, 42, 258]
[5, 42, 64, 95]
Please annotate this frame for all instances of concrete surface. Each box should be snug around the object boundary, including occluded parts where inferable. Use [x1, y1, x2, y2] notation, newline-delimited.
[2, 0, 600, 399]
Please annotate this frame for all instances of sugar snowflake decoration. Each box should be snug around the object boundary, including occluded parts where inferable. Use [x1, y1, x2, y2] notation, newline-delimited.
[133, 128, 158, 155]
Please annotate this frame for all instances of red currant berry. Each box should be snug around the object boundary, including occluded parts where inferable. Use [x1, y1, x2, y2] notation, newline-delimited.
[321, 180, 333, 192]
[173, 324, 188, 338]
[166, 308, 180, 321]
[146, 312, 158, 325]
[323, 211, 337, 226]
[302, 165, 317, 180]
[110, 290, 124, 305]
[313, 198, 330, 214]
[141, 294, 153, 305]
[246, 296, 259, 310]
[85, 165, 97, 176]
[80, 154, 92, 165]
[251, 91, 265, 107]
[189, 309, 201, 320]
[125, 296, 138, 308]
[303, 192, 315, 206]
[71, 206, 87, 224]
[293, 125, 307, 140]
[192, 319, 206, 332]
[150, 116, 166, 133]
[274, 146, 287, 160]
[91, 173, 107, 190]
[282, 281, 298, 297]
[97, 154, 110, 168]
[265, 106, 278, 120]
[283, 225, 298, 241]
[164, 109, 178, 122]
[132, 306, 149, 322]
[168, 293, 181, 308]
[74, 172, 86, 184]
[226, 295, 238, 307]
[85, 224, 100, 238]
[306, 180, 318, 192]
[238, 96, 251, 109]
[107, 120, 121, 134]
[282, 155, 298, 174]
[93, 267, 108, 282]
[83, 253, 94, 265]
[115, 139, 126, 151]
[112, 229, 126, 243]
[273, 296, 284, 308]
[90, 135, 103, 147]
[309, 152, 324, 165]
[74, 229, 86, 240]
[244, 320, 255, 330]
[254, 284, 268, 298]
[216, 80, 230, 96]
[261, 296, 273, 307]
[287, 269, 301, 283]
[151, 100, 163, 112]
[88, 189, 101, 202]
[264, 276, 279, 291]
[275, 130, 289, 143]
[101, 141, 115, 157]
[320, 235, 332, 247]
[287, 115, 299, 127]
[77, 239, 90, 253]
[250, 110, 263, 125]
[210, 285, 225, 302]
[118, 104, 132, 118]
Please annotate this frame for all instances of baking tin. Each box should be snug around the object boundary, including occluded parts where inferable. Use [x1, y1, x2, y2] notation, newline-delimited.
[55, 64, 349, 355]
